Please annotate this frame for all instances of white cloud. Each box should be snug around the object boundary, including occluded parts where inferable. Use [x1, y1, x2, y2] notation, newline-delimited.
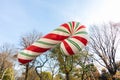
[88, 0, 120, 24]
[55, 0, 120, 26]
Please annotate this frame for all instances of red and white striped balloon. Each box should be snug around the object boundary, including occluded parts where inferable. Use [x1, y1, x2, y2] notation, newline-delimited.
[18, 21, 89, 64]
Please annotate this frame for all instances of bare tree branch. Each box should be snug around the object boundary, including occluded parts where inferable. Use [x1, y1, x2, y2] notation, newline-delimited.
[89, 22, 120, 76]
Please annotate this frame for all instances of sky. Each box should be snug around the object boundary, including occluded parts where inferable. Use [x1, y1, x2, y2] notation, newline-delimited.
[1, 0, 120, 73]
[1, 0, 120, 45]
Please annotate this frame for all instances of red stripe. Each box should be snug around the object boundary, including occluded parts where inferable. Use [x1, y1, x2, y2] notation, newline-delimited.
[18, 58, 32, 64]
[43, 33, 68, 41]
[63, 40, 74, 55]
[72, 36, 88, 46]
[72, 21, 75, 33]
[61, 23, 71, 33]
[72, 21, 75, 29]
[76, 25, 86, 31]
[26, 45, 49, 53]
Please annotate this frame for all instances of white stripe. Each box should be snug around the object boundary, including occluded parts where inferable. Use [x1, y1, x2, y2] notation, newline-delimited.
[50, 31, 70, 36]
[58, 26, 71, 34]
[74, 24, 82, 30]
[18, 53, 34, 60]
[22, 49, 42, 56]
[64, 39, 80, 54]
[32, 42, 56, 48]
[70, 38, 85, 49]
[80, 34, 89, 41]
[74, 34, 89, 40]
[60, 42, 70, 55]
[75, 27, 86, 33]
[38, 38, 60, 44]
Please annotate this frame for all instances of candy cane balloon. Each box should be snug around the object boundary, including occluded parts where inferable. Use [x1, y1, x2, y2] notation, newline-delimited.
[18, 21, 89, 64]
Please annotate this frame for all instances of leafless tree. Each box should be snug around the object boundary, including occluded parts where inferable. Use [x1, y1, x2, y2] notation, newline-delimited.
[19, 30, 42, 49]
[89, 22, 120, 79]
[0, 43, 16, 79]
[46, 57, 59, 80]
[19, 30, 42, 80]
[35, 53, 49, 80]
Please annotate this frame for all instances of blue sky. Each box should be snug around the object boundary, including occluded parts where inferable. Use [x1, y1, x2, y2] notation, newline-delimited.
[1, 0, 120, 73]
[0, 0, 120, 45]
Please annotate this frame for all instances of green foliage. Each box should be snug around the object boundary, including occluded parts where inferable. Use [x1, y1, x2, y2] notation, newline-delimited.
[50, 45, 96, 80]
[1, 68, 15, 80]
[50, 45, 74, 74]
[39, 71, 52, 80]
[53, 74, 63, 80]
[72, 53, 100, 80]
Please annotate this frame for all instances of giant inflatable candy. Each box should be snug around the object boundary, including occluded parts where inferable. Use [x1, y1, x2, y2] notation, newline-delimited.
[18, 21, 89, 64]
